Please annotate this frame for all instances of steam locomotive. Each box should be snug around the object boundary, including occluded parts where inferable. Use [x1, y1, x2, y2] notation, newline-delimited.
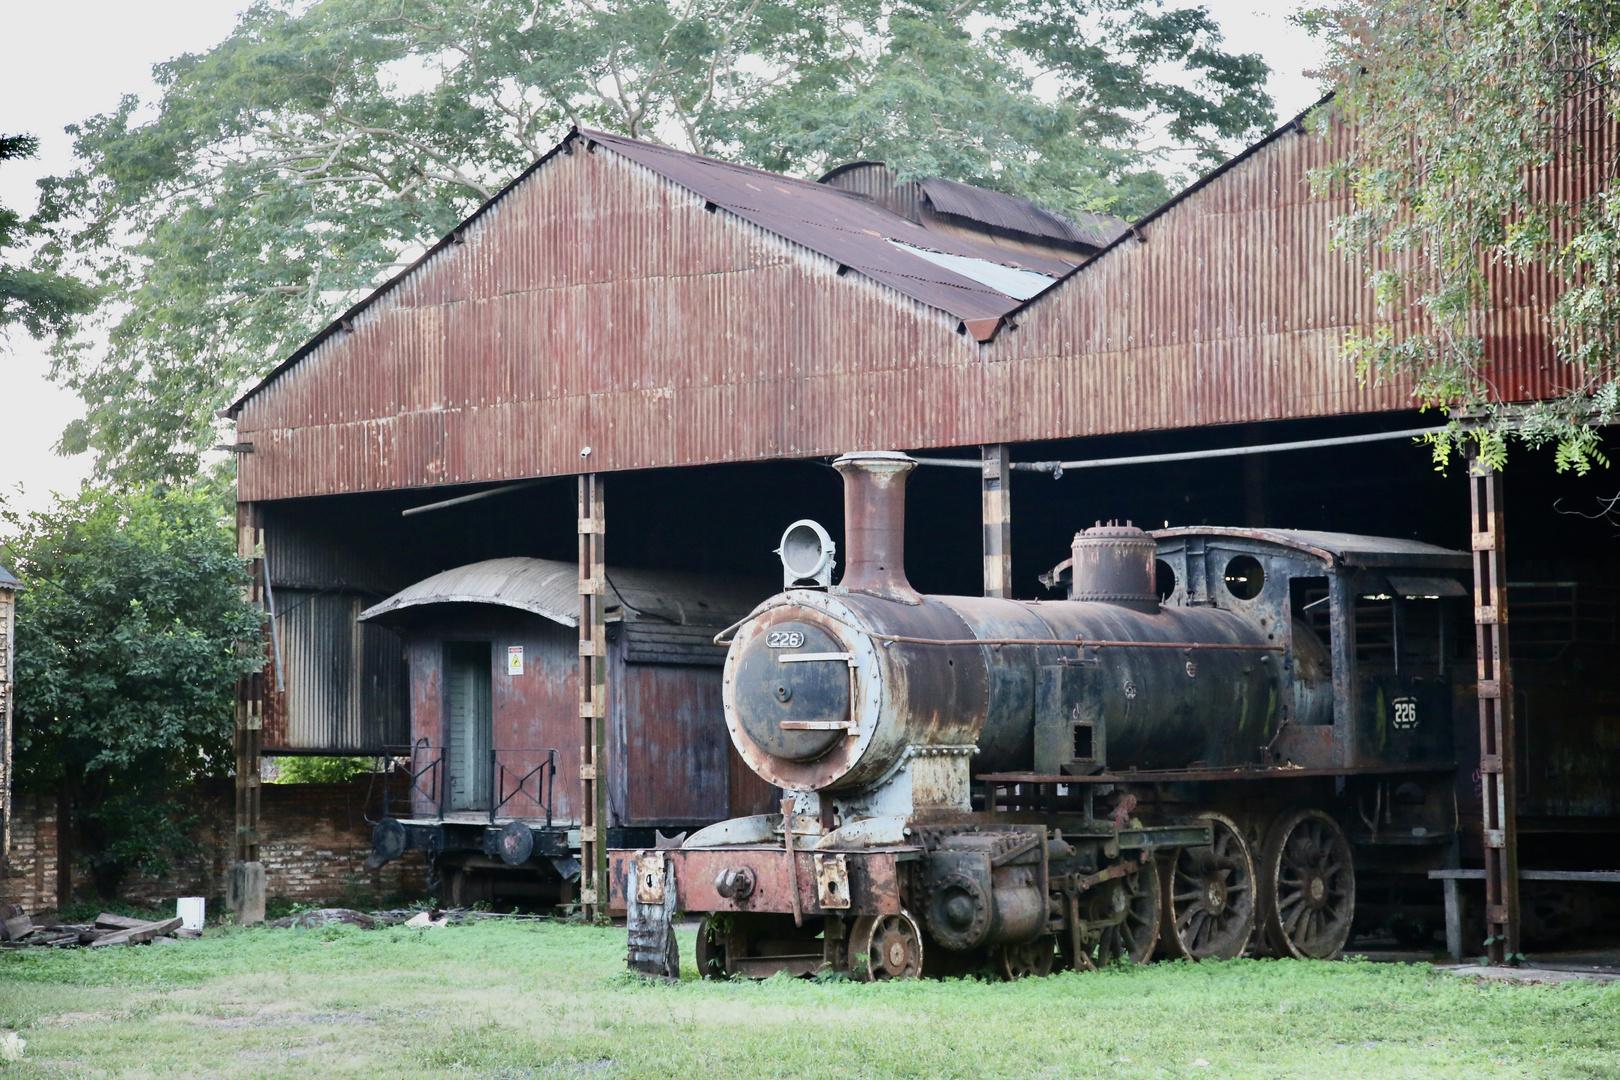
[611, 450, 1475, 978]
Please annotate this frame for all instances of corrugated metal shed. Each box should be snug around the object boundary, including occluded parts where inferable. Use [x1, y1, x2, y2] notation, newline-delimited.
[231, 107, 1584, 505]
[0, 564, 17, 588]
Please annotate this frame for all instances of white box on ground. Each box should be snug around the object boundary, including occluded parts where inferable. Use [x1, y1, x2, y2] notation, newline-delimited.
[177, 897, 206, 930]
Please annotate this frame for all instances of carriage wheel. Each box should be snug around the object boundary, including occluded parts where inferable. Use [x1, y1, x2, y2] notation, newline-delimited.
[993, 935, 1057, 980]
[1096, 857, 1161, 965]
[1260, 809, 1355, 959]
[1159, 814, 1256, 961]
[848, 912, 924, 981]
[694, 916, 729, 978]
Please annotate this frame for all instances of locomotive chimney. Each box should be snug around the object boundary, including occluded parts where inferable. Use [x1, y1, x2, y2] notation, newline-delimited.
[833, 451, 921, 603]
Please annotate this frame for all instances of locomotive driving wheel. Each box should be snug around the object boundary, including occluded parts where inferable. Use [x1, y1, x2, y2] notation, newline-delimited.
[694, 916, 729, 979]
[1095, 858, 1162, 965]
[993, 935, 1057, 980]
[848, 912, 924, 981]
[1259, 809, 1355, 959]
[1160, 814, 1256, 961]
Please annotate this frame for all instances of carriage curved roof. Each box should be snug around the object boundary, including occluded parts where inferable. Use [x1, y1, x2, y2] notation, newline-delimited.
[356, 557, 765, 628]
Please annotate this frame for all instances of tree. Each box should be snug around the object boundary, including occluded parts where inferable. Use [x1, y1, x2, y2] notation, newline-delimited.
[35, 0, 1273, 483]
[0, 134, 95, 341]
[1, 484, 262, 897]
[1306, 1, 1620, 472]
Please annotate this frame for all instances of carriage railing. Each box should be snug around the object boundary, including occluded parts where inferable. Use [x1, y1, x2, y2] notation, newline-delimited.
[489, 747, 558, 827]
[380, 739, 445, 822]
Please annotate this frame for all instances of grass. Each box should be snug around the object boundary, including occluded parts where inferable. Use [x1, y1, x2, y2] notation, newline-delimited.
[0, 921, 1616, 1079]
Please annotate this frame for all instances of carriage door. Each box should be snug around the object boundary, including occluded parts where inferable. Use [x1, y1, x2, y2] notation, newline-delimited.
[445, 641, 493, 812]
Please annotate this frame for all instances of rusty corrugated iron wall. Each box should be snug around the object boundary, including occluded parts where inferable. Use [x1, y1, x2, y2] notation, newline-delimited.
[235, 115, 1582, 505]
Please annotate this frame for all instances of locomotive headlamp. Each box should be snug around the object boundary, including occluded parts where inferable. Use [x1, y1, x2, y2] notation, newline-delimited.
[776, 519, 836, 589]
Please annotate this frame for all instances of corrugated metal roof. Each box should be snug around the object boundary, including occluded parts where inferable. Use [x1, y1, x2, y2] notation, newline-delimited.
[358, 557, 766, 628]
[579, 130, 1076, 320]
[0, 563, 17, 589]
[1154, 527, 1470, 569]
[916, 176, 1128, 250]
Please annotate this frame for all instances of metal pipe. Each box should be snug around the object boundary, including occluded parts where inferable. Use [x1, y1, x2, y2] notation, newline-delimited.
[910, 426, 1446, 476]
[400, 477, 555, 516]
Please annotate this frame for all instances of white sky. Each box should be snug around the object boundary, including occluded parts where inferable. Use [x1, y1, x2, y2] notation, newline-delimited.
[0, 0, 1326, 525]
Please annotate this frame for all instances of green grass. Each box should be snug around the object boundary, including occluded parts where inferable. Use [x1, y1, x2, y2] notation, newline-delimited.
[0, 922, 1615, 1079]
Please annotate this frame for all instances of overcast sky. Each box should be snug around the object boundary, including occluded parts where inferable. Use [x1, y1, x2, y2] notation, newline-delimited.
[0, 1, 1327, 524]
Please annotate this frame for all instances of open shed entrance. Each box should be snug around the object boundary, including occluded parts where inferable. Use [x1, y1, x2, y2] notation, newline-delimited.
[446, 641, 493, 812]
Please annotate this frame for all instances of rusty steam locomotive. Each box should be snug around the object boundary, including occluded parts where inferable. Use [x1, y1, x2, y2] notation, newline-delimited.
[612, 450, 1474, 978]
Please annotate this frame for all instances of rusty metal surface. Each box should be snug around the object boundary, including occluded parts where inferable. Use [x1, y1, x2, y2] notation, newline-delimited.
[817, 161, 1124, 253]
[610, 656, 728, 825]
[606, 846, 907, 916]
[917, 176, 1127, 250]
[233, 114, 1582, 504]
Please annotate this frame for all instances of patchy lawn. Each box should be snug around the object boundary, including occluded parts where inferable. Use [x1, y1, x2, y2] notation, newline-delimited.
[0, 921, 1615, 1079]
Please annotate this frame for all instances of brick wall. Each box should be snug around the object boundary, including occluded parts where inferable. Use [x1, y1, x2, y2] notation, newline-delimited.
[1, 793, 59, 912]
[1, 779, 428, 913]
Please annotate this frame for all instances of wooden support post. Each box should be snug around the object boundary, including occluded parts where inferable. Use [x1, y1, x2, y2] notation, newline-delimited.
[578, 475, 609, 920]
[1468, 460, 1519, 963]
[229, 502, 267, 924]
[982, 444, 1011, 598]
[0, 575, 14, 873]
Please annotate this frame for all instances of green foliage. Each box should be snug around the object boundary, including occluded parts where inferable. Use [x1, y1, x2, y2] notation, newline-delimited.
[0, 134, 96, 342]
[0, 484, 263, 895]
[35, 0, 1274, 483]
[1305, 1, 1620, 472]
[273, 755, 376, 783]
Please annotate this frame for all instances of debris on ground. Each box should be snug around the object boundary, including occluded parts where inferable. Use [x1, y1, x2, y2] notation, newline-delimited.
[269, 908, 377, 930]
[0, 907, 190, 949]
[404, 910, 449, 929]
[0, 903, 552, 948]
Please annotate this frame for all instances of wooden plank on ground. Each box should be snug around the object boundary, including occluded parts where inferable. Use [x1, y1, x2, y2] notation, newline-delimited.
[89, 917, 182, 947]
[95, 914, 148, 930]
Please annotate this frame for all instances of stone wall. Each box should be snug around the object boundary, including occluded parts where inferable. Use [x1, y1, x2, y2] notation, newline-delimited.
[1, 778, 429, 913]
[1, 793, 60, 912]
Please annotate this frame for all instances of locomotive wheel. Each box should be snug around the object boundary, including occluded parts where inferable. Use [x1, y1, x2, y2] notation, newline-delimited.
[1260, 809, 1355, 959]
[1096, 858, 1162, 965]
[993, 935, 1057, 980]
[848, 912, 924, 981]
[694, 916, 729, 979]
[1160, 814, 1256, 961]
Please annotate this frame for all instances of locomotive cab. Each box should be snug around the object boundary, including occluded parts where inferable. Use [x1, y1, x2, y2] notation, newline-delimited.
[1150, 528, 1469, 772]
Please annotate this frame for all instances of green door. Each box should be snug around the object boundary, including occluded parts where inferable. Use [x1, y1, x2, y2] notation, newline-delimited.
[446, 642, 493, 812]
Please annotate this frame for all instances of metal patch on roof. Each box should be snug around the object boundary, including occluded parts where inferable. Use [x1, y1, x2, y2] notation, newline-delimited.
[886, 240, 1057, 300]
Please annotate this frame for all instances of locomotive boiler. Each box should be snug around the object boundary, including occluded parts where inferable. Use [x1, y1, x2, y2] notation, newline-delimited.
[611, 451, 1471, 979]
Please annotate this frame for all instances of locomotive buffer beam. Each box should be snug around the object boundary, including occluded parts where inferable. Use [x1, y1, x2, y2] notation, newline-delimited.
[607, 845, 919, 920]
